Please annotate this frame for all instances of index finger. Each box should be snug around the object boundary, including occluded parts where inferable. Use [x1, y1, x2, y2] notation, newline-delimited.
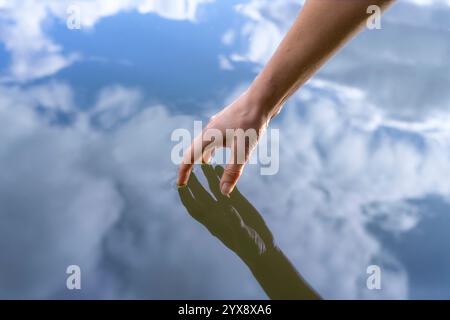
[177, 131, 213, 186]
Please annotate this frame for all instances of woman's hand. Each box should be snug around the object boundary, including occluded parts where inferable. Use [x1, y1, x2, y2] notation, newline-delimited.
[177, 91, 271, 196]
[177, 0, 395, 196]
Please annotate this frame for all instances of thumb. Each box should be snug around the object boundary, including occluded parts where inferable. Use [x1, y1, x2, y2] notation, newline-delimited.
[220, 163, 244, 196]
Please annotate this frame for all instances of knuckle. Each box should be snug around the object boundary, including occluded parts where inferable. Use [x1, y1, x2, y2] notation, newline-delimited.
[224, 166, 243, 177]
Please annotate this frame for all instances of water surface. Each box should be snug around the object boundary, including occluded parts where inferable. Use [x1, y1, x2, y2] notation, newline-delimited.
[1, 0, 450, 299]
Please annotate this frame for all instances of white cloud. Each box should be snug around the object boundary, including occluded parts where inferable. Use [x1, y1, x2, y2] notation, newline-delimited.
[2, 78, 449, 298]
[221, 29, 235, 45]
[226, 0, 450, 121]
[405, 0, 450, 6]
[0, 87, 123, 298]
[0, 1, 79, 82]
[0, 0, 212, 82]
[218, 54, 234, 70]
[0, 82, 265, 299]
[235, 78, 450, 299]
[90, 85, 143, 130]
[1, 0, 450, 298]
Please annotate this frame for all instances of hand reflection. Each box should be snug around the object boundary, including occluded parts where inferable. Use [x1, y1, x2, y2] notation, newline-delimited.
[178, 164, 320, 300]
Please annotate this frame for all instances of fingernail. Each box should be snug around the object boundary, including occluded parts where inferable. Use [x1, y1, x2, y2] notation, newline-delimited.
[177, 184, 187, 189]
[221, 183, 232, 196]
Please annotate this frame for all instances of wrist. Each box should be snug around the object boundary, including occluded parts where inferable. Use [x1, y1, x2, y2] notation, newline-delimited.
[230, 90, 270, 127]
[245, 77, 283, 121]
[242, 243, 279, 270]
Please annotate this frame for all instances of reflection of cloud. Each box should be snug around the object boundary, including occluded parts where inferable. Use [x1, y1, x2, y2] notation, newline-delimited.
[0, 85, 123, 298]
[237, 78, 450, 299]
[0, 0, 212, 82]
[68, 0, 213, 27]
[2, 78, 450, 299]
[220, 0, 450, 296]
[363, 201, 420, 233]
[1, 0, 450, 299]
[0, 81, 74, 112]
[0, 83, 263, 299]
[225, 0, 450, 121]
[0, 1, 80, 82]
[406, 0, 450, 6]
[218, 54, 234, 70]
[232, 0, 303, 65]
[90, 85, 143, 130]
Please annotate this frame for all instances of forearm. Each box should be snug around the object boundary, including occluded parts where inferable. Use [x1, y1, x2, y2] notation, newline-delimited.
[245, 246, 320, 300]
[247, 0, 395, 119]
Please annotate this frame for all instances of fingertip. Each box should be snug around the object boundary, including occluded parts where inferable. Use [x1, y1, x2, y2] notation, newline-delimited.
[177, 163, 193, 186]
[220, 182, 234, 197]
[176, 176, 188, 186]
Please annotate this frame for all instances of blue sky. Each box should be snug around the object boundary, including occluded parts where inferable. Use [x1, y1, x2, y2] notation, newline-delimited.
[0, 0, 450, 299]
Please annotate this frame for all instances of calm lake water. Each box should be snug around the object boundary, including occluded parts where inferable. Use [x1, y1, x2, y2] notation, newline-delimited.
[1, 0, 450, 299]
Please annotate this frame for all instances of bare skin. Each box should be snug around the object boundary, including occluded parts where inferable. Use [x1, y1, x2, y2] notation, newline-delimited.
[178, 0, 396, 196]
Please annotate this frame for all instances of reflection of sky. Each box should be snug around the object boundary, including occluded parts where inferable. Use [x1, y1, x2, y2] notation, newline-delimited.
[52, 1, 255, 111]
[1, 0, 450, 299]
